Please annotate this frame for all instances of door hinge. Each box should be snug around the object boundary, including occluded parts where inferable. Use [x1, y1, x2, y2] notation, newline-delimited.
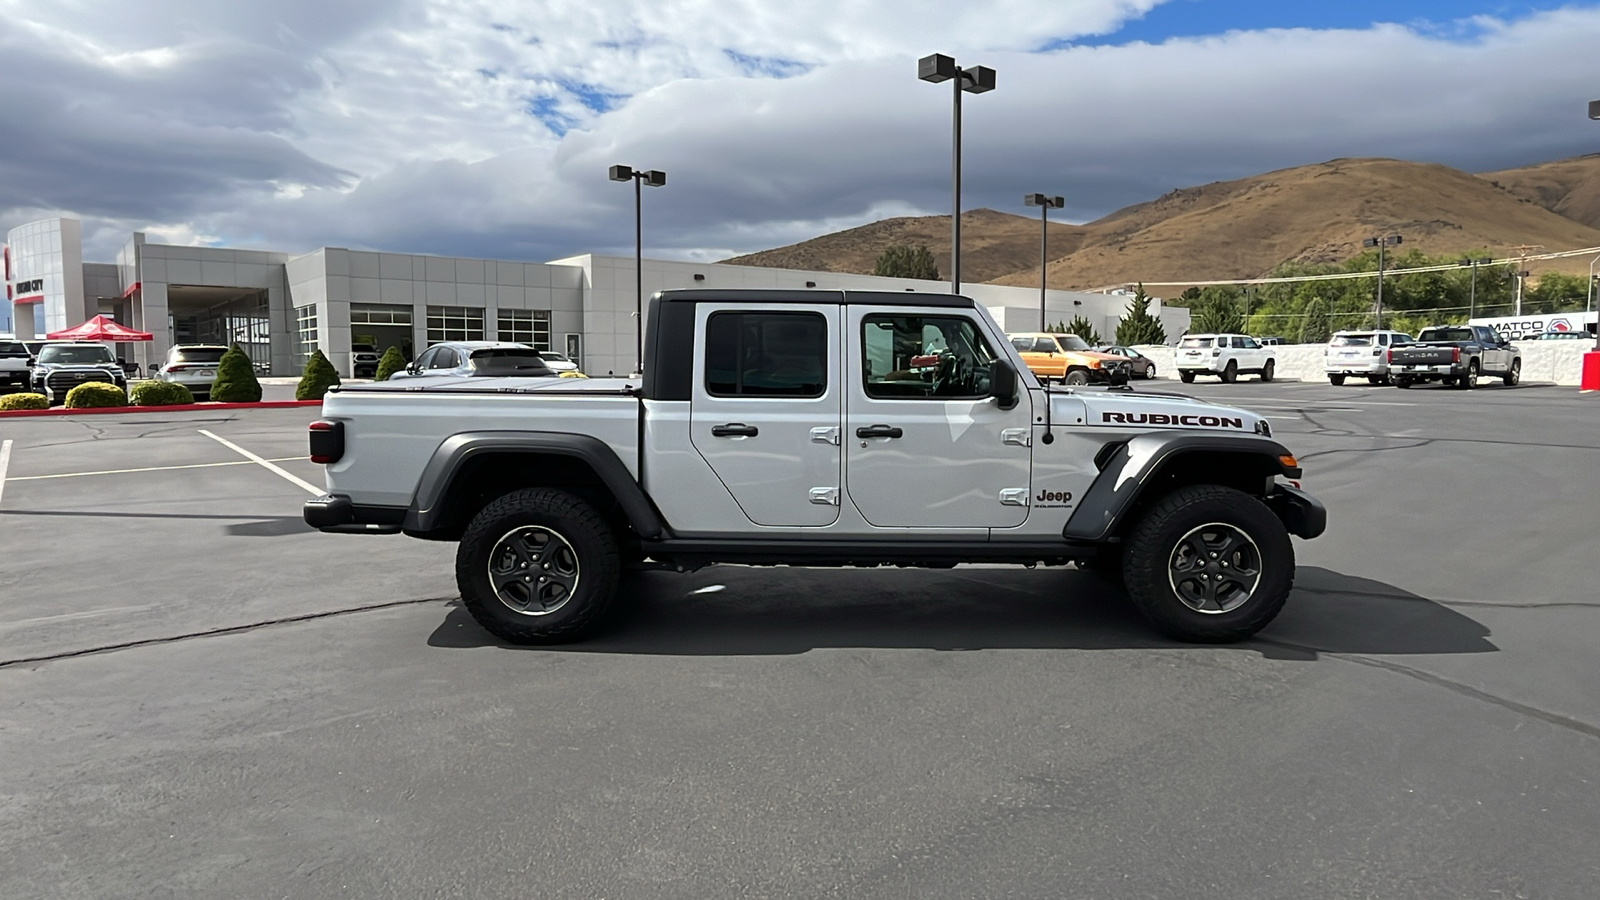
[1001, 428, 1031, 447]
[809, 487, 840, 506]
[810, 426, 840, 446]
[999, 488, 1030, 507]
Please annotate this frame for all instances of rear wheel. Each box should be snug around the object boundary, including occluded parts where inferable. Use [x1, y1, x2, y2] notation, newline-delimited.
[1260, 359, 1275, 383]
[1328, 374, 1346, 386]
[1221, 360, 1238, 384]
[1503, 358, 1521, 386]
[1455, 361, 1478, 390]
[455, 488, 621, 644]
[1122, 485, 1295, 643]
[1179, 371, 1196, 384]
[1395, 377, 1413, 389]
[1063, 368, 1090, 386]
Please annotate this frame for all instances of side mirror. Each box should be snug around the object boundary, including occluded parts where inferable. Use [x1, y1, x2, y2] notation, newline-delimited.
[991, 358, 1019, 410]
[404, 363, 419, 375]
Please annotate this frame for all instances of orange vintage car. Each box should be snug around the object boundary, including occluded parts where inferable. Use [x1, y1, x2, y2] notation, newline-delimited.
[1006, 332, 1133, 385]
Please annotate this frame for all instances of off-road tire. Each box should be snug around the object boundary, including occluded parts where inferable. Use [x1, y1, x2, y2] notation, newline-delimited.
[455, 488, 621, 644]
[1221, 360, 1238, 384]
[1328, 374, 1346, 386]
[1122, 485, 1295, 643]
[1455, 360, 1478, 390]
[1179, 371, 1196, 384]
[1063, 368, 1090, 386]
[1260, 359, 1275, 382]
[1503, 359, 1521, 386]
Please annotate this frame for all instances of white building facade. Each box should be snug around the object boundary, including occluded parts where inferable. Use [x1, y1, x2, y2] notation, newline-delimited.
[6, 217, 1190, 376]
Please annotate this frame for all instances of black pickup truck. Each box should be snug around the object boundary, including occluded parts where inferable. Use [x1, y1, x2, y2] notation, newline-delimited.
[1387, 324, 1521, 389]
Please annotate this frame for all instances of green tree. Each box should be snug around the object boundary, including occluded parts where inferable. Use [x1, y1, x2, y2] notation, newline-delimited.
[872, 244, 941, 280]
[374, 345, 408, 381]
[1190, 285, 1246, 334]
[210, 343, 263, 403]
[1298, 296, 1332, 344]
[1525, 273, 1591, 315]
[1062, 315, 1101, 344]
[1114, 283, 1167, 345]
[296, 349, 342, 401]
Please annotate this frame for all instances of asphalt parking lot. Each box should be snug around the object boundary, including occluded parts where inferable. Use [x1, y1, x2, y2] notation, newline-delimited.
[2, 380, 1598, 898]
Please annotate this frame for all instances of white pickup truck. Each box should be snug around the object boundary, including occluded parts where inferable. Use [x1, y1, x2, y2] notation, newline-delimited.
[305, 290, 1324, 645]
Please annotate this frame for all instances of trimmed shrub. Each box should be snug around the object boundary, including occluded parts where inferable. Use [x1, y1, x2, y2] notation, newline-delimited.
[130, 380, 195, 406]
[63, 382, 129, 409]
[210, 343, 263, 403]
[374, 345, 407, 381]
[0, 392, 49, 411]
[296, 349, 342, 400]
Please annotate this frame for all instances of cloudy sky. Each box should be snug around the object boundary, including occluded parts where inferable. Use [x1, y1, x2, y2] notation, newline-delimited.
[3, 0, 1598, 264]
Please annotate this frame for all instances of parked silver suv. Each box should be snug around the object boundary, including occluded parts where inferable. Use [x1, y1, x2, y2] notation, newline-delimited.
[154, 345, 230, 399]
[1324, 330, 1412, 386]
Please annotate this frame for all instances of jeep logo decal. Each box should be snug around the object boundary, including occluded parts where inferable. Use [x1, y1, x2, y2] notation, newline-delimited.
[1036, 489, 1073, 503]
[1101, 412, 1244, 428]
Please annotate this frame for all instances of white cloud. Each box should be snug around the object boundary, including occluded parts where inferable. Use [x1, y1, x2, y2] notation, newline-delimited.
[2, 1, 1599, 265]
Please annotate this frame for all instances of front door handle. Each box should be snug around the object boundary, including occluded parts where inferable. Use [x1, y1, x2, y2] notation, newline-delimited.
[711, 423, 759, 438]
[855, 424, 903, 439]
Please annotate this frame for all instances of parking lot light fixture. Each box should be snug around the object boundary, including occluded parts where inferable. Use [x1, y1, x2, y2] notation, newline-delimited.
[919, 53, 996, 294]
[609, 165, 666, 375]
[1024, 194, 1064, 330]
[1363, 234, 1402, 328]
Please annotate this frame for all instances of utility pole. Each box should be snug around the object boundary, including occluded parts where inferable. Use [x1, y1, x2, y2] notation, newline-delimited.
[1363, 234, 1402, 329]
[1508, 245, 1543, 317]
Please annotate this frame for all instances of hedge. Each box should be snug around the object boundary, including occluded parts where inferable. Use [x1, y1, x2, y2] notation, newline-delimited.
[130, 380, 195, 406]
[296, 349, 342, 400]
[0, 392, 49, 411]
[211, 343, 263, 403]
[374, 345, 407, 381]
[63, 382, 129, 409]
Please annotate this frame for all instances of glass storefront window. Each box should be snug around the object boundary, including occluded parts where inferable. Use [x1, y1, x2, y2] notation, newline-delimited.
[496, 308, 550, 350]
[426, 305, 484, 343]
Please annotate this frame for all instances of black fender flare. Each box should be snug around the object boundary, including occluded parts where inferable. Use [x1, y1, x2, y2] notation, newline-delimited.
[1062, 432, 1304, 542]
[404, 431, 667, 539]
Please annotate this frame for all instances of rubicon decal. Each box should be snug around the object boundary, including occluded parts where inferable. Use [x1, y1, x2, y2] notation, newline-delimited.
[1101, 412, 1245, 428]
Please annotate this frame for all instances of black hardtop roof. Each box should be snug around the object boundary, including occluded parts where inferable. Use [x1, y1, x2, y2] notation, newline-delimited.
[654, 288, 974, 308]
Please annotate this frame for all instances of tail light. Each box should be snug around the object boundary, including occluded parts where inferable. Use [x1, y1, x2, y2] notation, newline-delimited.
[1452, 347, 1461, 363]
[1211, 348, 1221, 356]
[309, 420, 344, 464]
[1385, 349, 1393, 363]
[167, 363, 187, 372]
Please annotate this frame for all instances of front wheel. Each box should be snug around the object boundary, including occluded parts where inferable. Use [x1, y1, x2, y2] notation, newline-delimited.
[1122, 485, 1295, 643]
[1179, 371, 1196, 384]
[455, 488, 622, 644]
[1503, 359, 1521, 386]
[1063, 369, 1090, 386]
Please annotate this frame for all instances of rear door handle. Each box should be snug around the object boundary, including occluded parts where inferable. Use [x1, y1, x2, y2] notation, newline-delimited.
[855, 424, 903, 439]
[711, 423, 759, 437]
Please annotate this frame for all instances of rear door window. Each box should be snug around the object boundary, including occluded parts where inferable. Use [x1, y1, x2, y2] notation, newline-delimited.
[705, 312, 827, 397]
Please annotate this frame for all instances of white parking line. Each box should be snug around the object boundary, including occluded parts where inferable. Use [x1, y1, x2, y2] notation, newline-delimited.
[199, 429, 324, 495]
[0, 440, 11, 509]
[6, 458, 307, 482]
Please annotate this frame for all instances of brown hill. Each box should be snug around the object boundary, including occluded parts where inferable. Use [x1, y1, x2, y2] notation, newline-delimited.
[721, 208, 1086, 285]
[722, 158, 1600, 291]
[1479, 154, 1600, 231]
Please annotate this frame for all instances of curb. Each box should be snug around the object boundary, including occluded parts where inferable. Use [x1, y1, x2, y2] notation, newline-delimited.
[0, 399, 323, 419]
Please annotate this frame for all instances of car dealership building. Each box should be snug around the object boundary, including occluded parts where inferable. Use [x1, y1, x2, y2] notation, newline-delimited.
[5, 217, 1189, 378]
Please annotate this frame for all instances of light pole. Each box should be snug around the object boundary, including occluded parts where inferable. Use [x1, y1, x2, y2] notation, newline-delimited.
[918, 54, 996, 294]
[609, 164, 666, 375]
[1457, 257, 1493, 320]
[1024, 194, 1063, 330]
[1363, 234, 1402, 329]
[1587, 255, 1599, 341]
[1590, 100, 1599, 347]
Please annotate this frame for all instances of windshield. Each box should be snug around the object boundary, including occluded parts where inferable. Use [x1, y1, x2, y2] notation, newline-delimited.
[539, 350, 570, 361]
[1419, 327, 1473, 342]
[1330, 334, 1373, 347]
[172, 347, 226, 364]
[0, 341, 28, 357]
[38, 345, 114, 364]
[1179, 337, 1213, 349]
[1053, 334, 1091, 351]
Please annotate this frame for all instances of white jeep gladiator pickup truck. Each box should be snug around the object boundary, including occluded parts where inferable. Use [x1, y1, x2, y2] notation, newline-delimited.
[304, 289, 1325, 644]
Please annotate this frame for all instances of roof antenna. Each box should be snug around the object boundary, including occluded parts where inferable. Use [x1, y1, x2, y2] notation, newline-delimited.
[1041, 380, 1055, 444]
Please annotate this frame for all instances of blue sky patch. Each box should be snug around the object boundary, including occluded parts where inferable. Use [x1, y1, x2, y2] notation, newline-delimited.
[1051, 0, 1589, 48]
[723, 49, 812, 78]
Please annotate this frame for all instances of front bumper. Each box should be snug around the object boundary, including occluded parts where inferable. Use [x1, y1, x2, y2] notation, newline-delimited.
[303, 494, 406, 534]
[1264, 484, 1326, 539]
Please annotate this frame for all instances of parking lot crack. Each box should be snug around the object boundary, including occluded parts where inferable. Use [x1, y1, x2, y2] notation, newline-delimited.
[0, 596, 454, 670]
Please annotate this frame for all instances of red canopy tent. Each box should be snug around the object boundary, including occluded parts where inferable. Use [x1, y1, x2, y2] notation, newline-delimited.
[46, 315, 154, 342]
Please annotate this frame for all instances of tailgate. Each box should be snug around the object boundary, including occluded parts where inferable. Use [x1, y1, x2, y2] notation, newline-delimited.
[1392, 346, 1455, 365]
